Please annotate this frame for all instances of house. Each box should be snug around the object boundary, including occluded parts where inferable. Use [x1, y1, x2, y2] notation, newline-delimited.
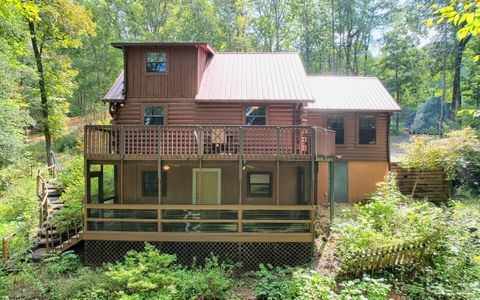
[82, 42, 400, 266]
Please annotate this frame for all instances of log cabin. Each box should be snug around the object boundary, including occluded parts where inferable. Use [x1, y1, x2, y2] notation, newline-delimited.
[81, 42, 400, 266]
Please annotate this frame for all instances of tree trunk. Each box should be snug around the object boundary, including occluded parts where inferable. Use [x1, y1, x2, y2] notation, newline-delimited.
[28, 20, 54, 167]
[394, 52, 400, 134]
[451, 34, 471, 119]
[330, 0, 336, 73]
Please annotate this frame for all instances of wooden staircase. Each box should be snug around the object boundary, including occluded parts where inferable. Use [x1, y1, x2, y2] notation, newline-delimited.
[33, 177, 83, 258]
[2, 164, 83, 267]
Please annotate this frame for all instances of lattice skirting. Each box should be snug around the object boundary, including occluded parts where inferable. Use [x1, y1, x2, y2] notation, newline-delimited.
[83, 240, 313, 269]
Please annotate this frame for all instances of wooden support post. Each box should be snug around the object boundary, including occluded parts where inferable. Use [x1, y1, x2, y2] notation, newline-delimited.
[238, 209, 243, 233]
[310, 128, 316, 206]
[276, 160, 280, 205]
[158, 127, 162, 205]
[328, 161, 335, 223]
[158, 207, 162, 233]
[238, 127, 244, 205]
[120, 160, 124, 204]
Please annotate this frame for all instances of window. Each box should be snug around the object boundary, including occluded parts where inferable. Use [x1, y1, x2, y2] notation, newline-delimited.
[245, 106, 266, 125]
[146, 52, 167, 73]
[141, 170, 167, 197]
[144, 106, 164, 125]
[87, 163, 118, 204]
[326, 115, 344, 144]
[359, 115, 376, 144]
[247, 172, 272, 197]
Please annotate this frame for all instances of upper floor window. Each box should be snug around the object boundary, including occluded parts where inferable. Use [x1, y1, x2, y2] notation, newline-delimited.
[146, 52, 167, 73]
[144, 106, 164, 125]
[326, 115, 344, 145]
[245, 106, 266, 125]
[359, 115, 376, 145]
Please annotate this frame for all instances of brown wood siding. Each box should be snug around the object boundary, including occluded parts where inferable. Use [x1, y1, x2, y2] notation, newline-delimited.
[305, 111, 389, 161]
[113, 102, 298, 126]
[126, 46, 198, 98]
[268, 104, 296, 125]
[197, 48, 209, 93]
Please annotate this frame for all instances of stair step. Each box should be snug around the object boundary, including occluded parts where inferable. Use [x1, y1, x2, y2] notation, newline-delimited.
[37, 237, 60, 245]
[49, 200, 64, 205]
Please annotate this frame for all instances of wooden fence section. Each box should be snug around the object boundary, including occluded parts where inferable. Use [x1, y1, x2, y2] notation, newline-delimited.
[85, 125, 336, 161]
[345, 242, 428, 277]
[391, 164, 451, 203]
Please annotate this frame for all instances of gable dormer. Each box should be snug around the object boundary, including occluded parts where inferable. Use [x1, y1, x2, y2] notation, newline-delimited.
[112, 42, 214, 99]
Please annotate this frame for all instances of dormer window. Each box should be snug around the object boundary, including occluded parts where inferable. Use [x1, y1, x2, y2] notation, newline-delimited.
[146, 52, 167, 73]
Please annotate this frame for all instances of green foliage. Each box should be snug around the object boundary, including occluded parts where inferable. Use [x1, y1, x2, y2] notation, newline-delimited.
[254, 265, 391, 299]
[394, 196, 480, 299]
[338, 276, 391, 299]
[400, 128, 480, 180]
[97, 243, 234, 299]
[332, 173, 445, 268]
[254, 264, 303, 299]
[53, 130, 80, 153]
[43, 251, 82, 276]
[57, 155, 84, 213]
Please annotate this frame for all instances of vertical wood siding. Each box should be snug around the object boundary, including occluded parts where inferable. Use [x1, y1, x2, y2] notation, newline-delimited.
[305, 111, 389, 161]
[126, 46, 199, 98]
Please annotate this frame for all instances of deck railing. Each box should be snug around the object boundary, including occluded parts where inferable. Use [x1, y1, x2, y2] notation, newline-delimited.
[83, 204, 315, 242]
[85, 125, 335, 160]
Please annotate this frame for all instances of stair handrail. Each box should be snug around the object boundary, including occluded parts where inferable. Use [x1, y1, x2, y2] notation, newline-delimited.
[45, 206, 83, 253]
[1, 224, 30, 266]
[37, 164, 58, 228]
[2, 164, 58, 266]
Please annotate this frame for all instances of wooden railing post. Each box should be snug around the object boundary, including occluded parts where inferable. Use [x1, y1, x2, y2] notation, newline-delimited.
[238, 127, 244, 205]
[276, 127, 280, 158]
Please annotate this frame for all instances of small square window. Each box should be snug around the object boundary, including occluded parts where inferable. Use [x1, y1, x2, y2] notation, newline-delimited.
[146, 52, 167, 73]
[245, 106, 266, 125]
[247, 172, 272, 197]
[327, 115, 344, 145]
[359, 115, 376, 144]
[144, 106, 164, 125]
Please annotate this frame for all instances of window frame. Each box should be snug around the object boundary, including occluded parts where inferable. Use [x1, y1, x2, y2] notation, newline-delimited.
[247, 172, 273, 197]
[357, 114, 377, 145]
[145, 51, 168, 74]
[142, 105, 166, 126]
[244, 105, 267, 126]
[141, 169, 167, 198]
[326, 115, 345, 145]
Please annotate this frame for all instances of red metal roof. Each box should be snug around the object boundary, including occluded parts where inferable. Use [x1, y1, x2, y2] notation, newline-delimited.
[306, 76, 401, 112]
[195, 53, 313, 102]
[103, 71, 124, 102]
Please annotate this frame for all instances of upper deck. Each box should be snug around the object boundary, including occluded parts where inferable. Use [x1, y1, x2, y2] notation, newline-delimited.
[84, 125, 335, 161]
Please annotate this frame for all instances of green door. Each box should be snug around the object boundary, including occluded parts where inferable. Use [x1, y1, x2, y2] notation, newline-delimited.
[333, 162, 348, 203]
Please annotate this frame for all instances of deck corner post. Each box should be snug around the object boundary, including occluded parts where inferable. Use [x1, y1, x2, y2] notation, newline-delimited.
[276, 127, 280, 158]
[238, 127, 244, 205]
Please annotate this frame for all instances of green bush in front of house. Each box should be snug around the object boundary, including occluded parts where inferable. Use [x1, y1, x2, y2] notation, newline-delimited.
[331, 172, 446, 271]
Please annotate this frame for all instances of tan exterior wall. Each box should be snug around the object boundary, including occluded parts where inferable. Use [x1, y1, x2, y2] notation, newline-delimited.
[348, 161, 388, 202]
[121, 160, 311, 205]
[315, 161, 389, 205]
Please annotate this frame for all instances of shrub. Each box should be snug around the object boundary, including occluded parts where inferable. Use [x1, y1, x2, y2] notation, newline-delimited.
[254, 265, 338, 300]
[332, 173, 446, 270]
[102, 243, 234, 299]
[339, 276, 391, 299]
[43, 251, 82, 276]
[53, 130, 80, 152]
[400, 128, 480, 181]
